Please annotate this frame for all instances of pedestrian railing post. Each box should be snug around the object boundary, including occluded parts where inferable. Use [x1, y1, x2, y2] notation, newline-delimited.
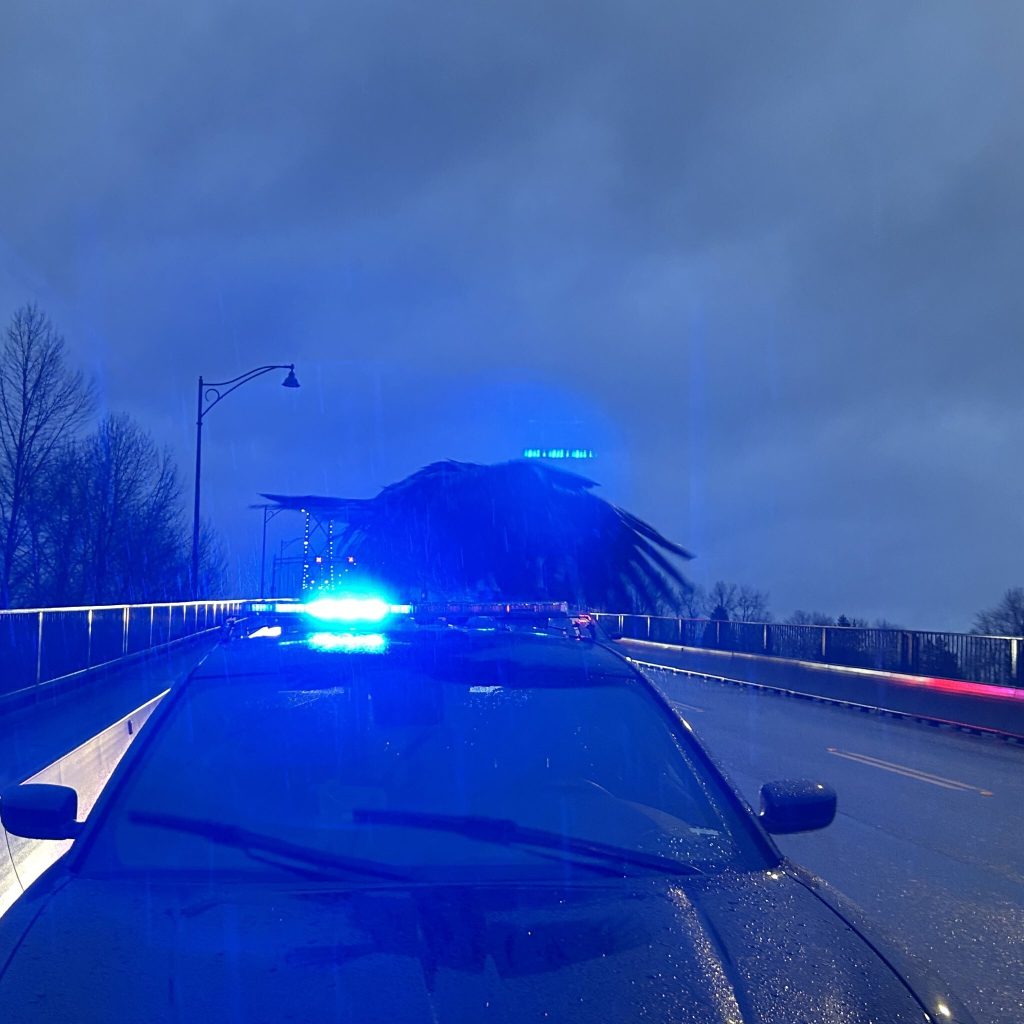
[35, 611, 44, 686]
[86, 609, 93, 668]
[821, 627, 828, 661]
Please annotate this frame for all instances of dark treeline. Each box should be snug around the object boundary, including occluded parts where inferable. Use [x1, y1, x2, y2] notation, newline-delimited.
[656, 582, 901, 630]
[661, 580, 1024, 638]
[0, 304, 222, 608]
[972, 588, 1024, 637]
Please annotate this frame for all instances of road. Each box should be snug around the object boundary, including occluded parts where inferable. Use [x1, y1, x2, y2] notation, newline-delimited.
[634, 654, 1024, 1024]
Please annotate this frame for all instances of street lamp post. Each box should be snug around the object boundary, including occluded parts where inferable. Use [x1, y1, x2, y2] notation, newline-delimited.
[255, 502, 287, 599]
[192, 364, 299, 596]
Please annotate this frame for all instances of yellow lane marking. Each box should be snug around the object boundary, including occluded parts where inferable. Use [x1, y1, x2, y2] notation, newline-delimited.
[827, 747, 993, 796]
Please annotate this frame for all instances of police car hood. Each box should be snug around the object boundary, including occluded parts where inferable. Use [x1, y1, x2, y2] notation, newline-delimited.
[0, 869, 929, 1023]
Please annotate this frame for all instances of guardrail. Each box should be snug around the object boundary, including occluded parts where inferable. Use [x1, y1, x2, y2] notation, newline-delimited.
[0, 601, 246, 702]
[592, 613, 1024, 690]
[0, 690, 167, 917]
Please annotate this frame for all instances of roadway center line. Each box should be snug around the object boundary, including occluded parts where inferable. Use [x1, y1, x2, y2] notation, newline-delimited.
[826, 747, 993, 796]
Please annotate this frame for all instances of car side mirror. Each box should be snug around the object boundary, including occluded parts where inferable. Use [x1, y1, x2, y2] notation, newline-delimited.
[1, 784, 83, 840]
[759, 780, 836, 834]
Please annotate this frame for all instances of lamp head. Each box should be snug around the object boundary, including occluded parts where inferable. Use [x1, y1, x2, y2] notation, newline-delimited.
[282, 367, 300, 389]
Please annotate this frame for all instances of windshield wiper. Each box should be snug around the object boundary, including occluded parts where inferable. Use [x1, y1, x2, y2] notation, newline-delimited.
[129, 810, 415, 882]
[351, 808, 703, 877]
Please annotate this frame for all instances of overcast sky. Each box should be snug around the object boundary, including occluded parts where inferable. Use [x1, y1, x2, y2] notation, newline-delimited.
[2, 2, 1022, 629]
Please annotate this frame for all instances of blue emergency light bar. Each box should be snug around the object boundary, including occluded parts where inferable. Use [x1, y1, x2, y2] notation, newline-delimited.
[244, 597, 592, 648]
[247, 598, 573, 632]
[411, 601, 569, 619]
[250, 599, 412, 622]
[250, 599, 567, 618]
[304, 597, 403, 622]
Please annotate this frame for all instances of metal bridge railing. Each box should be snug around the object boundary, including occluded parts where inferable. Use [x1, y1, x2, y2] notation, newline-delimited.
[592, 613, 1024, 690]
[0, 600, 246, 702]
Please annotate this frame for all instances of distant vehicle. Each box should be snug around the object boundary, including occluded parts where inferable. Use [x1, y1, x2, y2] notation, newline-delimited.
[0, 600, 973, 1023]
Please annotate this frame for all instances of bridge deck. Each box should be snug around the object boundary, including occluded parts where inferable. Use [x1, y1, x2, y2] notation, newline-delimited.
[620, 639, 1024, 738]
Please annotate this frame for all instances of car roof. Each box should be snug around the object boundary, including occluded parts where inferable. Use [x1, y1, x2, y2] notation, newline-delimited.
[191, 627, 640, 693]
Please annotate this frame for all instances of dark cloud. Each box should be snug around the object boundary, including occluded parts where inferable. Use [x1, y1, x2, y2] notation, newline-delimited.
[2, 1, 1022, 628]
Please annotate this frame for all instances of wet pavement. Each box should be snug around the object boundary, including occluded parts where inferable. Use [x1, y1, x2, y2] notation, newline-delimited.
[640, 661, 1024, 1024]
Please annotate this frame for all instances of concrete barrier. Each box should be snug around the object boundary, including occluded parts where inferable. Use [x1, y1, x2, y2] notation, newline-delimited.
[0, 690, 166, 917]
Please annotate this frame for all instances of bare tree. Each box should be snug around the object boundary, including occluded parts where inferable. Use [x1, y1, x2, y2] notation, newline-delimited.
[196, 524, 228, 598]
[681, 584, 708, 619]
[835, 614, 868, 628]
[787, 609, 835, 626]
[79, 415, 186, 602]
[706, 581, 739, 620]
[26, 415, 207, 604]
[649, 582, 696, 617]
[0, 305, 94, 606]
[674, 582, 770, 621]
[735, 585, 771, 622]
[872, 618, 904, 630]
[0, 310, 224, 607]
[972, 588, 1024, 637]
[23, 438, 90, 603]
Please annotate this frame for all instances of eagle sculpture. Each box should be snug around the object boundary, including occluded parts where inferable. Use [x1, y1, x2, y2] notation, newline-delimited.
[313, 460, 692, 611]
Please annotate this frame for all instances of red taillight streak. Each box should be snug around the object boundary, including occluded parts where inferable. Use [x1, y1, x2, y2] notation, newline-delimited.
[891, 673, 1024, 702]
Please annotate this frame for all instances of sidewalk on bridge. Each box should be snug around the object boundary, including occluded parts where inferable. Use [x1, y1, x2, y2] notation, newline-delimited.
[620, 639, 1024, 739]
[0, 636, 218, 790]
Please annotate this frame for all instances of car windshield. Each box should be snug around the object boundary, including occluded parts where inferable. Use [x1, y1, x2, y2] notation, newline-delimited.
[79, 642, 769, 881]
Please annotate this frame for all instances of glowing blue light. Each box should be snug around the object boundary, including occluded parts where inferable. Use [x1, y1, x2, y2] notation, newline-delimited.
[264, 601, 303, 614]
[522, 448, 594, 460]
[308, 632, 388, 653]
[304, 597, 392, 622]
